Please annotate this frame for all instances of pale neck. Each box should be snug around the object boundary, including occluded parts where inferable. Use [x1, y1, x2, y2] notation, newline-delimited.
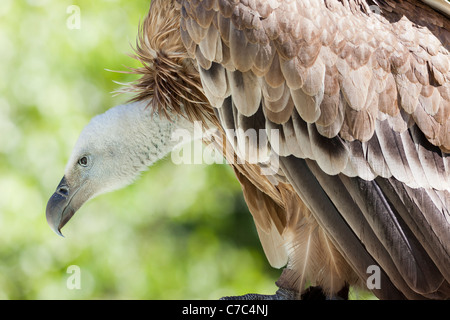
[123, 100, 194, 168]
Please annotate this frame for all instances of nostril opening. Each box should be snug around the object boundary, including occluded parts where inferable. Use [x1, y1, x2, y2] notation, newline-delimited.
[58, 187, 69, 196]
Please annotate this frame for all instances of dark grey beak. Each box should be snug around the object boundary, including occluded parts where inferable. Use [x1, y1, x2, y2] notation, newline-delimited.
[46, 176, 76, 237]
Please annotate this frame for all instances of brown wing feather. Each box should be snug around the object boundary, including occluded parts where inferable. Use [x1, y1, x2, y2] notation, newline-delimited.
[133, 0, 450, 299]
[182, 0, 449, 187]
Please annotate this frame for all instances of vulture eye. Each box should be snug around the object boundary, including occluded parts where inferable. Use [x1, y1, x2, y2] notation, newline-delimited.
[78, 156, 88, 167]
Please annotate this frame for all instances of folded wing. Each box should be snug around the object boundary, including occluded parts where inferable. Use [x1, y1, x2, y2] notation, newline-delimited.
[179, 0, 450, 299]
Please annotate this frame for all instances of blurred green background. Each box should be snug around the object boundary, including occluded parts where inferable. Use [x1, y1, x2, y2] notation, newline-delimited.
[0, 0, 374, 300]
[0, 0, 281, 299]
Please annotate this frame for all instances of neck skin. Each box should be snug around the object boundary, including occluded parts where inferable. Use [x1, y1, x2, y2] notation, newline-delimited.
[117, 100, 195, 169]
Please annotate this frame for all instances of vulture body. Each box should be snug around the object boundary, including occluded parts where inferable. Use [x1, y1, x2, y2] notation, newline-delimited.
[47, 0, 450, 299]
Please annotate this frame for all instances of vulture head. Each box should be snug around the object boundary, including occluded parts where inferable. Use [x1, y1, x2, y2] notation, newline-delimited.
[47, 0, 214, 238]
[46, 102, 190, 236]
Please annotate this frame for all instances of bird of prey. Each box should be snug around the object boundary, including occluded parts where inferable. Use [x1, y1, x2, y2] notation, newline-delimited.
[47, 0, 450, 299]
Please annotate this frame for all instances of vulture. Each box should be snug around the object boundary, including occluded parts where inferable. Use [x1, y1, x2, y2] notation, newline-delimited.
[46, 0, 450, 300]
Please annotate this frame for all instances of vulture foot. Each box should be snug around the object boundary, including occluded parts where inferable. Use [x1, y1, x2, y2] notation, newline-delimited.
[220, 287, 301, 300]
[220, 269, 349, 300]
[219, 286, 347, 300]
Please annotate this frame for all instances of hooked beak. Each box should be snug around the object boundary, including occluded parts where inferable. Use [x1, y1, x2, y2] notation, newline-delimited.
[46, 176, 79, 237]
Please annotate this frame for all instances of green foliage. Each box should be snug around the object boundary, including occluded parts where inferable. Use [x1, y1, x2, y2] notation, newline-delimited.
[0, 0, 279, 299]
